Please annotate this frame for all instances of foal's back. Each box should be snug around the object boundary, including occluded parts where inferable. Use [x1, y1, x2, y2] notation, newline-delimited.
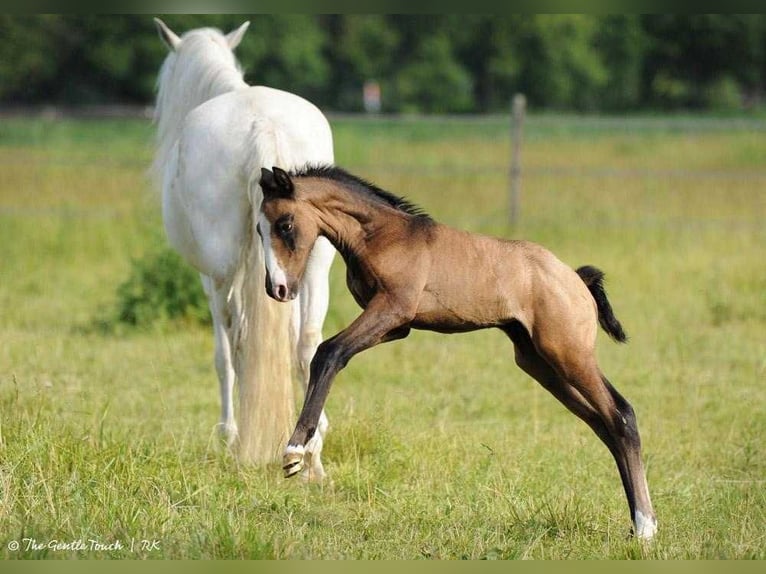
[412, 225, 597, 343]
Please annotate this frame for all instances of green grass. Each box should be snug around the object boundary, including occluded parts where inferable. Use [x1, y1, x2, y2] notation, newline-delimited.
[0, 115, 764, 559]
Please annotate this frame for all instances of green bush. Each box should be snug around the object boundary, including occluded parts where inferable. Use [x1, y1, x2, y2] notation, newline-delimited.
[704, 75, 743, 111]
[115, 245, 209, 328]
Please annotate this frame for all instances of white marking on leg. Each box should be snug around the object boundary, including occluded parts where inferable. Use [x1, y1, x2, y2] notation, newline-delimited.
[305, 433, 322, 457]
[258, 213, 288, 291]
[635, 510, 657, 540]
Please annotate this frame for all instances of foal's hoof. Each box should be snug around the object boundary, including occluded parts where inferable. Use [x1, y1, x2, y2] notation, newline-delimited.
[282, 445, 305, 478]
[634, 511, 658, 541]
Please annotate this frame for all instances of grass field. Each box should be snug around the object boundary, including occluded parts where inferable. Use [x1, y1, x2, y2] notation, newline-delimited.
[0, 114, 764, 559]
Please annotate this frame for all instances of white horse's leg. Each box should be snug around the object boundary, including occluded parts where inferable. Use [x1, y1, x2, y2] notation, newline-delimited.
[294, 237, 335, 482]
[202, 274, 239, 446]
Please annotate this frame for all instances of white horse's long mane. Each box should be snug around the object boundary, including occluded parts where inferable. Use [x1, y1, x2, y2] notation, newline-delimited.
[153, 28, 248, 180]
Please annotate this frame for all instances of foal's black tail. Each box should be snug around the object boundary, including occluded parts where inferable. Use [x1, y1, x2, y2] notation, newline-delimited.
[576, 265, 628, 344]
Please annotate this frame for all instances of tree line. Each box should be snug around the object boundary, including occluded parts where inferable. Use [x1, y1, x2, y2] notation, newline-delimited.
[1, 14, 764, 113]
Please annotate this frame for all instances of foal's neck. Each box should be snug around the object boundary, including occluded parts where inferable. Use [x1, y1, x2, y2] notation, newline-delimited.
[306, 180, 411, 258]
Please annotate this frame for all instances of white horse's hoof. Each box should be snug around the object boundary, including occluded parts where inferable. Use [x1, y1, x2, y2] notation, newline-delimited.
[216, 422, 239, 448]
[299, 467, 325, 484]
[283, 445, 305, 478]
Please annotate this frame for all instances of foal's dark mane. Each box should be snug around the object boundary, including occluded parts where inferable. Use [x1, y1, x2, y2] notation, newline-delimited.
[292, 164, 433, 223]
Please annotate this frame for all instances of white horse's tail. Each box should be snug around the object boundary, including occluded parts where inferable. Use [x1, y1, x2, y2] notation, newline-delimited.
[234, 122, 298, 465]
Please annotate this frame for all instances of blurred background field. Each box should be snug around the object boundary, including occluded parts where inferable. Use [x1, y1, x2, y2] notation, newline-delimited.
[0, 112, 763, 558]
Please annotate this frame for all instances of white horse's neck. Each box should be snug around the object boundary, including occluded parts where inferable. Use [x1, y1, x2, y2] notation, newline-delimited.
[153, 29, 249, 179]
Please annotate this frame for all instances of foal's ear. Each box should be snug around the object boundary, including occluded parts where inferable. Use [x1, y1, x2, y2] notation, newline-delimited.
[154, 18, 181, 51]
[260, 167, 294, 199]
[272, 167, 294, 195]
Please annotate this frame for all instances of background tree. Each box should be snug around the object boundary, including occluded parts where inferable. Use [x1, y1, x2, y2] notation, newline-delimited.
[322, 15, 400, 111]
[513, 15, 607, 111]
[595, 15, 646, 111]
[641, 14, 766, 109]
[0, 14, 764, 113]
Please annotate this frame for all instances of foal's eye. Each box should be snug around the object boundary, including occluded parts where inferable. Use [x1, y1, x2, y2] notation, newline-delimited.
[273, 216, 297, 252]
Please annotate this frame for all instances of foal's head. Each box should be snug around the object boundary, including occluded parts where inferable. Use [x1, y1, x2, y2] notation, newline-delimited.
[257, 167, 321, 302]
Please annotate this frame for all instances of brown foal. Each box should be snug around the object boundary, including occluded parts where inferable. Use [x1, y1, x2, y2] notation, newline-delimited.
[256, 165, 657, 540]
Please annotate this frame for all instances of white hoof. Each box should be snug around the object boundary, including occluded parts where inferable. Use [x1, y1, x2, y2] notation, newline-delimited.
[635, 510, 657, 541]
[216, 421, 239, 448]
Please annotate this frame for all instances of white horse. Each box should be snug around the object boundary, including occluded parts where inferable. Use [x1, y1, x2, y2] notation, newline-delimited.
[152, 18, 335, 480]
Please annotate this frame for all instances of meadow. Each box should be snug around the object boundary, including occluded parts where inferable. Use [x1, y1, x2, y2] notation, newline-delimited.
[0, 114, 763, 559]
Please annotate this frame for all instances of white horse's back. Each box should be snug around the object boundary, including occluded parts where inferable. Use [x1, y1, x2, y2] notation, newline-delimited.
[163, 86, 333, 281]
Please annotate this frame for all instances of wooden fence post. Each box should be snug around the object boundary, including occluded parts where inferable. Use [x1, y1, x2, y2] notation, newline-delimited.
[509, 93, 526, 227]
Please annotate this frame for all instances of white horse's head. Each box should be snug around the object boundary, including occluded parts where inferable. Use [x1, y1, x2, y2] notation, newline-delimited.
[152, 18, 251, 181]
[154, 18, 249, 58]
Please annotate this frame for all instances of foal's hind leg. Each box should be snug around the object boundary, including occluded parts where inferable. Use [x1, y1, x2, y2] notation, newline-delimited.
[503, 323, 657, 540]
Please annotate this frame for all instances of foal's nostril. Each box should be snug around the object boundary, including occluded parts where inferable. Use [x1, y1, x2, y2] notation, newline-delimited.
[276, 284, 288, 301]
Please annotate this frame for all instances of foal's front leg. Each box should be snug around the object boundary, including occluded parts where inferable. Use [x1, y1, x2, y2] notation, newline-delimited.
[293, 237, 335, 482]
[283, 295, 413, 477]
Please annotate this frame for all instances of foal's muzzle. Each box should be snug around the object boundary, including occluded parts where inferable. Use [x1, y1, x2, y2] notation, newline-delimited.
[265, 274, 297, 303]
